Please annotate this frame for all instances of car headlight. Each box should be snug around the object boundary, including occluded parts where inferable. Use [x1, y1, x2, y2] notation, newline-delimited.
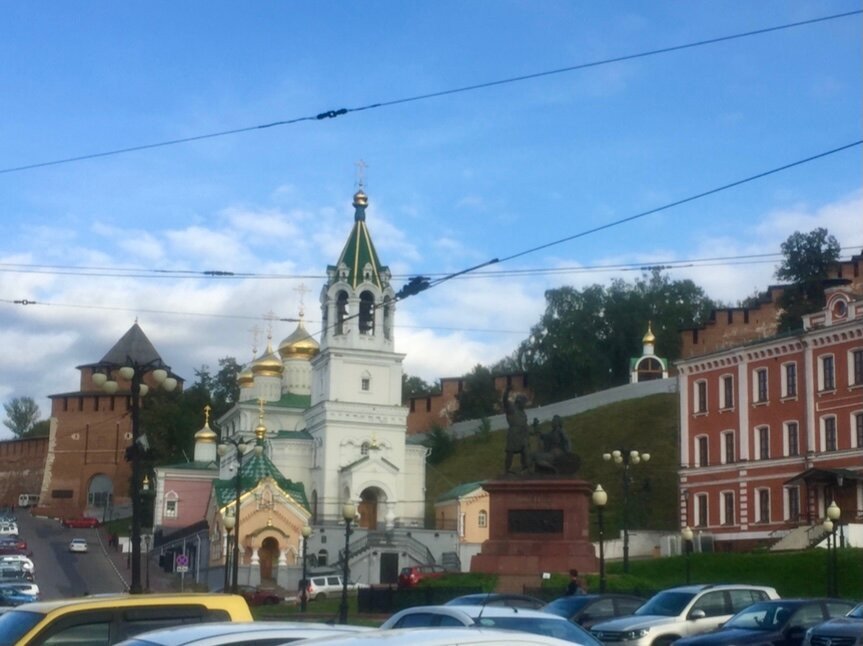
[623, 629, 649, 640]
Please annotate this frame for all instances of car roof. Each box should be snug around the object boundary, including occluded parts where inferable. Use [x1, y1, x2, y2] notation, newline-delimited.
[114, 621, 370, 645]
[394, 604, 568, 619]
[292, 627, 577, 645]
[14, 593, 248, 614]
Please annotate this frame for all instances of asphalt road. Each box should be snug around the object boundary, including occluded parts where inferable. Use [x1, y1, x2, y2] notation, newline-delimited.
[14, 510, 126, 600]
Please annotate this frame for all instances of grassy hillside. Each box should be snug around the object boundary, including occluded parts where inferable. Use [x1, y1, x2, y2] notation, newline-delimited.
[426, 392, 680, 534]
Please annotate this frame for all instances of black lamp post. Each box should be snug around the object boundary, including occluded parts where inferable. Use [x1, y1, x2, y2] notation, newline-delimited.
[339, 502, 357, 625]
[823, 500, 841, 596]
[602, 449, 650, 573]
[681, 525, 693, 584]
[223, 511, 235, 592]
[301, 524, 312, 612]
[217, 436, 259, 594]
[592, 484, 608, 593]
[93, 330, 177, 595]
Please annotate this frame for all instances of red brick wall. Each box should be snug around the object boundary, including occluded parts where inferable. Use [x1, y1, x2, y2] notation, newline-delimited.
[0, 437, 48, 506]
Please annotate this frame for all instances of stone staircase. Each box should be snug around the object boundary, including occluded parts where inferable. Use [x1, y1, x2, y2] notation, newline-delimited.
[769, 524, 829, 551]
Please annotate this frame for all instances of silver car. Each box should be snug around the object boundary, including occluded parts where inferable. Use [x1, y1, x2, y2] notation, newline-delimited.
[590, 584, 779, 646]
[114, 621, 370, 645]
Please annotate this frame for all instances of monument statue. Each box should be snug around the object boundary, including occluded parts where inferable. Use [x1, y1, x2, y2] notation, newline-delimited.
[530, 415, 580, 475]
[502, 385, 529, 474]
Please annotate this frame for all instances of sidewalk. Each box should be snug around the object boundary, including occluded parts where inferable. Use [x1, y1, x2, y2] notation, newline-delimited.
[97, 527, 179, 593]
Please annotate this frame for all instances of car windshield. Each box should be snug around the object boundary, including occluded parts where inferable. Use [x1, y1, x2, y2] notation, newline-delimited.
[635, 591, 696, 617]
[848, 604, 863, 619]
[475, 616, 602, 645]
[725, 602, 798, 631]
[543, 597, 593, 617]
[0, 609, 44, 642]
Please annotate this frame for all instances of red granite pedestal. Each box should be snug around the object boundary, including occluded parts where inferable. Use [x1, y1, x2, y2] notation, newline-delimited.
[470, 478, 596, 576]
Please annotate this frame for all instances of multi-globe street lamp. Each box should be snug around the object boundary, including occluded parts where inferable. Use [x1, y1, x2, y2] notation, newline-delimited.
[217, 436, 263, 593]
[602, 449, 650, 573]
[222, 510, 235, 592]
[592, 484, 608, 593]
[822, 500, 841, 596]
[301, 525, 312, 612]
[681, 525, 694, 584]
[93, 340, 177, 595]
[339, 502, 357, 625]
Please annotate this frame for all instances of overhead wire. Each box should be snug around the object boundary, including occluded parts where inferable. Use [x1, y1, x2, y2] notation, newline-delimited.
[0, 10, 858, 175]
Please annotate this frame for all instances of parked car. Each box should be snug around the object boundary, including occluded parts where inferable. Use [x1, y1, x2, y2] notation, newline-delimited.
[0, 585, 38, 606]
[61, 516, 100, 528]
[0, 522, 19, 536]
[233, 585, 282, 606]
[0, 593, 253, 645]
[69, 538, 89, 553]
[398, 564, 448, 588]
[307, 574, 368, 600]
[380, 604, 603, 645]
[112, 621, 370, 645]
[675, 599, 856, 646]
[543, 594, 646, 628]
[0, 581, 40, 598]
[0, 535, 27, 552]
[446, 593, 546, 610]
[803, 601, 863, 646]
[0, 554, 34, 573]
[277, 627, 584, 646]
[590, 584, 779, 646]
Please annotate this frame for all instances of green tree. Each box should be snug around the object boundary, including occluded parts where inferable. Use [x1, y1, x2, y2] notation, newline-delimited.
[424, 425, 456, 464]
[775, 228, 841, 331]
[402, 374, 435, 402]
[25, 419, 51, 438]
[453, 365, 499, 422]
[212, 357, 241, 418]
[3, 396, 42, 437]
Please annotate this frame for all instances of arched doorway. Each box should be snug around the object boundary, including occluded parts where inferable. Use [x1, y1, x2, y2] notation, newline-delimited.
[358, 487, 386, 530]
[259, 536, 279, 584]
[87, 474, 113, 518]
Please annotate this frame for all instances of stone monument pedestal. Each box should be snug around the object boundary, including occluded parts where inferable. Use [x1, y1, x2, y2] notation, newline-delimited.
[470, 478, 596, 575]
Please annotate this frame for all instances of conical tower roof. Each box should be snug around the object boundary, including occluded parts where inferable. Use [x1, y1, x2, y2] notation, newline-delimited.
[100, 322, 165, 366]
[333, 190, 387, 289]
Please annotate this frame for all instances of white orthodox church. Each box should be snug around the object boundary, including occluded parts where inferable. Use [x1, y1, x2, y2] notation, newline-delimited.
[156, 189, 440, 590]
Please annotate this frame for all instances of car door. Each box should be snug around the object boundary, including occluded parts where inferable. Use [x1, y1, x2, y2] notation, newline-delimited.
[686, 591, 730, 636]
[579, 598, 616, 627]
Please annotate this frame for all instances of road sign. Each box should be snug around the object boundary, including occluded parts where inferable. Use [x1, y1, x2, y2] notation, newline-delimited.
[175, 553, 189, 572]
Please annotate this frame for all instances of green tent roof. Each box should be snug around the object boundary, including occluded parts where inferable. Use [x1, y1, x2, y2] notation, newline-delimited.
[213, 451, 308, 511]
[332, 191, 388, 289]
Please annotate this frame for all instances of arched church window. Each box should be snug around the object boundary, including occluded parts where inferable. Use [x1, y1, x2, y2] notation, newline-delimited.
[165, 491, 179, 518]
[335, 291, 349, 335]
[359, 291, 375, 335]
[361, 442, 370, 456]
[478, 510, 488, 528]
[317, 549, 328, 566]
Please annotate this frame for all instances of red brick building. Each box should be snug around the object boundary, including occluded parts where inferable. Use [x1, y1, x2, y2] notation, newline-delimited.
[677, 283, 863, 550]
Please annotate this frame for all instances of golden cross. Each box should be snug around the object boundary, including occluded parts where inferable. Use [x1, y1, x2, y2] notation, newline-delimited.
[355, 159, 367, 189]
[294, 283, 309, 320]
[262, 311, 277, 343]
[203, 404, 211, 425]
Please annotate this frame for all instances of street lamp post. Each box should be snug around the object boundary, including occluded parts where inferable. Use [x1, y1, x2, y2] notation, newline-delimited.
[217, 436, 262, 594]
[681, 526, 694, 584]
[602, 449, 650, 573]
[144, 533, 151, 592]
[223, 511, 235, 592]
[592, 485, 608, 593]
[93, 343, 177, 595]
[301, 525, 312, 612]
[823, 501, 841, 596]
[339, 502, 357, 625]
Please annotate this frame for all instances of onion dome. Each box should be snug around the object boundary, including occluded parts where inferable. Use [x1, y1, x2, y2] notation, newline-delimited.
[251, 341, 284, 377]
[642, 322, 656, 345]
[236, 366, 254, 387]
[194, 406, 217, 444]
[278, 320, 320, 360]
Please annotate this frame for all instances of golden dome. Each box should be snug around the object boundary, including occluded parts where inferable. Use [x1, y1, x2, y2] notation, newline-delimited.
[642, 322, 656, 345]
[194, 406, 217, 444]
[237, 367, 254, 387]
[353, 189, 368, 208]
[278, 320, 320, 360]
[251, 342, 284, 377]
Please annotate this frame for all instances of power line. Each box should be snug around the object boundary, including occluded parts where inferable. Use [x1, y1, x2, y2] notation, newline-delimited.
[0, 10, 858, 176]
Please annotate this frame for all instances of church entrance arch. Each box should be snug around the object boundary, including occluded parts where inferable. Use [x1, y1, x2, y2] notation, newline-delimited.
[259, 536, 279, 583]
[358, 487, 386, 530]
[86, 474, 113, 517]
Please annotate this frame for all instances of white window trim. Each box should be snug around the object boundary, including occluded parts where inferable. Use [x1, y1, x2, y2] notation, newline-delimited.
[719, 490, 734, 525]
[780, 361, 798, 400]
[754, 487, 771, 524]
[694, 379, 708, 414]
[695, 493, 708, 528]
[782, 420, 799, 457]
[720, 430, 735, 464]
[719, 374, 734, 410]
[820, 415, 838, 452]
[783, 485, 800, 521]
[756, 425, 770, 460]
[695, 434, 709, 467]
[852, 410, 863, 448]
[752, 368, 769, 404]
[848, 347, 863, 388]
[164, 491, 179, 518]
[818, 353, 836, 392]
[477, 509, 488, 529]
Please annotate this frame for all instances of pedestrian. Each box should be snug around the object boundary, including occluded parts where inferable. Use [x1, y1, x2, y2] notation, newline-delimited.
[565, 568, 586, 595]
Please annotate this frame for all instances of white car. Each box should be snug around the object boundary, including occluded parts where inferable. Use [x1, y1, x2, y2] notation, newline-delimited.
[112, 621, 370, 645]
[0, 523, 18, 536]
[280, 627, 582, 646]
[0, 581, 39, 597]
[381, 605, 601, 644]
[68, 538, 88, 553]
[307, 574, 369, 600]
[0, 555, 33, 573]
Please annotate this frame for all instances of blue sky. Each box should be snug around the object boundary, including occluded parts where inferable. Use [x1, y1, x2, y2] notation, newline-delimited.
[1, 1, 861, 433]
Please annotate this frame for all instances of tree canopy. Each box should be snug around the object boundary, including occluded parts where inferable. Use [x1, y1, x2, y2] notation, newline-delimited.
[453, 364, 499, 422]
[2, 396, 44, 437]
[775, 228, 841, 331]
[516, 270, 715, 404]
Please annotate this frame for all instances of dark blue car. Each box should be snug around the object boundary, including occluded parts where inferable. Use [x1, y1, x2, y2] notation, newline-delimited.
[0, 585, 38, 606]
[675, 599, 856, 646]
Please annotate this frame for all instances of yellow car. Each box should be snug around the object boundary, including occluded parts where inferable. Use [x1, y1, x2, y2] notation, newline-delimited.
[0, 592, 253, 645]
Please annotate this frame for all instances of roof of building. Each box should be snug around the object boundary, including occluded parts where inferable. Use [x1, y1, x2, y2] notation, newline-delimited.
[98, 322, 164, 368]
[274, 430, 313, 440]
[213, 451, 308, 510]
[239, 392, 311, 410]
[436, 481, 486, 503]
[330, 190, 387, 290]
